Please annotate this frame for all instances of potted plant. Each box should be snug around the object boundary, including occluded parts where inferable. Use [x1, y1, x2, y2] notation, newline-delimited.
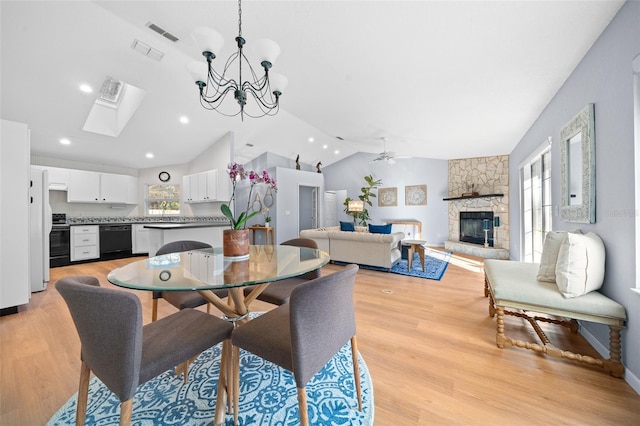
[221, 163, 277, 258]
[343, 175, 382, 226]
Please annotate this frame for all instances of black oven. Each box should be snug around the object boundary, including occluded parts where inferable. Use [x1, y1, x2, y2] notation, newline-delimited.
[50, 214, 70, 267]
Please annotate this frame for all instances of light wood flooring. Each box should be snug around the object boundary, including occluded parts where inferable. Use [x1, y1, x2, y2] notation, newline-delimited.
[1, 251, 639, 425]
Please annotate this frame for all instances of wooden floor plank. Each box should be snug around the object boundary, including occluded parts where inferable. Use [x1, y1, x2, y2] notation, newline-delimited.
[1, 252, 639, 425]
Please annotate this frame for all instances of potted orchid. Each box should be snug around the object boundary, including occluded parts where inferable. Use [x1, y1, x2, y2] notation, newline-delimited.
[221, 163, 277, 258]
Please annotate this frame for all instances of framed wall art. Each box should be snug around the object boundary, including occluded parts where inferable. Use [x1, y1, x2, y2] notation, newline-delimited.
[378, 187, 398, 207]
[405, 185, 427, 206]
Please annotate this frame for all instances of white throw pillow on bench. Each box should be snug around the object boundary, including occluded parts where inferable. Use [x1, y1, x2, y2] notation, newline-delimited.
[537, 230, 582, 282]
[555, 231, 606, 298]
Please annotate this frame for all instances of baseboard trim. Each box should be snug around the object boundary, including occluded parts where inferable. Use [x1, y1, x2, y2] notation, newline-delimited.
[580, 322, 640, 395]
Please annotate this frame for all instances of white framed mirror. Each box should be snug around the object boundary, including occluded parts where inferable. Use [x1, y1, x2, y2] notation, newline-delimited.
[560, 104, 595, 223]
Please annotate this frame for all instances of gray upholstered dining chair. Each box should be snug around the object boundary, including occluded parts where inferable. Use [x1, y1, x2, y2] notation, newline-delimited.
[152, 240, 228, 321]
[232, 264, 362, 426]
[245, 237, 320, 305]
[57, 275, 235, 426]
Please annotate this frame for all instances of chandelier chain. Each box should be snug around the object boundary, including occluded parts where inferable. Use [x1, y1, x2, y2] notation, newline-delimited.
[238, 0, 242, 37]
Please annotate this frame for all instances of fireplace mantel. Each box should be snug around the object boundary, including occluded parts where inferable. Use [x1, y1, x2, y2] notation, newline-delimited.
[443, 193, 504, 201]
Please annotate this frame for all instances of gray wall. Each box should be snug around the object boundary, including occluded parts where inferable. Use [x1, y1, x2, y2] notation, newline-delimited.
[508, 2, 640, 390]
[323, 153, 449, 246]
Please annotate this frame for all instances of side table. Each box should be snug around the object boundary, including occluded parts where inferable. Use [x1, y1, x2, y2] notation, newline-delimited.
[404, 239, 426, 271]
[248, 226, 274, 245]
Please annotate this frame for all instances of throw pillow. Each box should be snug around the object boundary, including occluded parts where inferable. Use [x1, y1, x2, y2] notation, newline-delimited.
[555, 232, 606, 298]
[339, 221, 355, 232]
[537, 230, 581, 282]
[368, 223, 392, 234]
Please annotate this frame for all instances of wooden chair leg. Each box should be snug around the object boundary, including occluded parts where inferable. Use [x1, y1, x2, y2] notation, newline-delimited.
[350, 336, 362, 411]
[119, 399, 132, 426]
[207, 303, 211, 315]
[233, 345, 240, 426]
[297, 387, 309, 426]
[152, 298, 158, 322]
[76, 361, 91, 426]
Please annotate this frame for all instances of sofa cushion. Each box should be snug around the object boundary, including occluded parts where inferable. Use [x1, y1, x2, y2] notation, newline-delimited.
[339, 221, 355, 232]
[537, 230, 580, 282]
[368, 223, 392, 234]
[555, 232, 605, 298]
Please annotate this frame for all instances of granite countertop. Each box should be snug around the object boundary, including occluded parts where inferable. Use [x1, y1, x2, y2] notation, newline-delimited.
[143, 222, 230, 230]
[67, 216, 229, 226]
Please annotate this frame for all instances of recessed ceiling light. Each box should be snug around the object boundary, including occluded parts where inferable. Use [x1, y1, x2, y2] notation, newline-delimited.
[308, 137, 314, 143]
[79, 84, 92, 93]
[59, 138, 71, 145]
[179, 115, 189, 124]
[323, 144, 328, 149]
[146, 153, 154, 159]
[334, 150, 340, 154]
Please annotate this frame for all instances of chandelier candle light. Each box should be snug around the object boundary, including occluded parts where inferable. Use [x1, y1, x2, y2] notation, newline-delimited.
[188, 0, 288, 120]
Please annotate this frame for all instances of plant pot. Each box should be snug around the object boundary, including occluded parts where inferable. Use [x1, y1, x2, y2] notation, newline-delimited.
[223, 229, 250, 260]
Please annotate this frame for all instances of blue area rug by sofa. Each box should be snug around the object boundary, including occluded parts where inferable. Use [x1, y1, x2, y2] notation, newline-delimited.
[391, 249, 452, 280]
[47, 343, 373, 426]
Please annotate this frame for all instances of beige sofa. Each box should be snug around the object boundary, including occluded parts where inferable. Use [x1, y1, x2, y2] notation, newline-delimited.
[299, 226, 404, 270]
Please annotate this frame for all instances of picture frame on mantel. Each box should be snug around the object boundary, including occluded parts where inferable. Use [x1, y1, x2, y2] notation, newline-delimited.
[560, 104, 596, 223]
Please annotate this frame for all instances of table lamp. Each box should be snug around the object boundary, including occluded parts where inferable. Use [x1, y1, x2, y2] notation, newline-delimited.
[348, 200, 364, 226]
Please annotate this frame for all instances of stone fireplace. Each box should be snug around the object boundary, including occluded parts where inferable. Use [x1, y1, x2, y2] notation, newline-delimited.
[444, 155, 510, 259]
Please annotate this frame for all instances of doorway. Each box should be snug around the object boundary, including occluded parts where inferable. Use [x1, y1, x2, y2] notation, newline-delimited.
[299, 186, 319, 232]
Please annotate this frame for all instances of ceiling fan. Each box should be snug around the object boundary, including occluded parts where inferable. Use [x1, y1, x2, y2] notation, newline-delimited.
[372, 137, 397, 164]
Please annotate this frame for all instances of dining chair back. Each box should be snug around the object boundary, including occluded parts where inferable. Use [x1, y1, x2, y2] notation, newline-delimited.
[152, 240, 227, 321]
[57, 275, 234, 426]
[251, 237, 320, 305]
[232, 264, 362, 426]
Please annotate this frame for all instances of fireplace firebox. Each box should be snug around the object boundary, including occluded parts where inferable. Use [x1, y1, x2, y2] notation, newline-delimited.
[460, 211, 494, 247]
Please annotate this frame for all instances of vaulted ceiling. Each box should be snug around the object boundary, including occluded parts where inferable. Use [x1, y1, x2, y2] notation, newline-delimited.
[0, 1, 624, 169]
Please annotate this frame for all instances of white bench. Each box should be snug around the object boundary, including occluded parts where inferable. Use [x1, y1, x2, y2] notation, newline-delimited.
[483, 259, 626, 378]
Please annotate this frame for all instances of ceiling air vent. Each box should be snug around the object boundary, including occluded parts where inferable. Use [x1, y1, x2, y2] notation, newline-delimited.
[145, 22, 179, 42]
[131, 39, 165, 62]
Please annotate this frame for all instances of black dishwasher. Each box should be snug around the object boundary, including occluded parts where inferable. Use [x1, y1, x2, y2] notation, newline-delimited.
[99, 224, 132, 260]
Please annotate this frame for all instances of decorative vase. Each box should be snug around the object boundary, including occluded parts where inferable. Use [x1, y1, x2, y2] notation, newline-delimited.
[223, 229, 250, 260]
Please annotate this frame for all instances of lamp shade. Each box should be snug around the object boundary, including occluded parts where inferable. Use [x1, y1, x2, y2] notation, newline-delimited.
[252, 38, 281, 66]
[187, 61, 208, 84]
[348, 200, 364, 212]
[191, 26, 225, 57]
[268, 73, 288, 94]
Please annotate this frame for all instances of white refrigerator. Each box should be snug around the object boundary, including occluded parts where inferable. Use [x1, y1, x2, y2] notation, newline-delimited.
[30, 168, 52, 292]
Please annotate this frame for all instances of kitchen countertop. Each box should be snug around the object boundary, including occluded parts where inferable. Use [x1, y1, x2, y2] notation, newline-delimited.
[143, 222, 230, 230]
[66, 216, 229, 226]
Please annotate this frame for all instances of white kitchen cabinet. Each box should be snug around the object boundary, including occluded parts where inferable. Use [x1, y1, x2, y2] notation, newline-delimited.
[0, 119, 31, 310]
[71, 225, 99, 261]
[67, 170, 101, 202]
[184, 170, 218, 203]
[67, 170, 137, 204]
[183, 174, 199, 203]
[32, 165, 70, 190]
[132, 224, 150, 254]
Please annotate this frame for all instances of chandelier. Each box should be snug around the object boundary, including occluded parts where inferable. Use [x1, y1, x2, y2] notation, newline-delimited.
[188, 0, 288, 120]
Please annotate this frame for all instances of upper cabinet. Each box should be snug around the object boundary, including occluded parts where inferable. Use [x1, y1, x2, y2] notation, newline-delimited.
[67, 170, 137, 204]
[183, 169, 221, 203]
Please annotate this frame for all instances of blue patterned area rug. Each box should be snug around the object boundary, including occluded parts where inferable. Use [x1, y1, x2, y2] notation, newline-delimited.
[391, 248, 452, 280]
[47, 343, 373, 426]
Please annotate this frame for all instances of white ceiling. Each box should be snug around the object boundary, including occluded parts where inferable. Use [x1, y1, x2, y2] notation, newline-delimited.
[0, 0, 624, 169]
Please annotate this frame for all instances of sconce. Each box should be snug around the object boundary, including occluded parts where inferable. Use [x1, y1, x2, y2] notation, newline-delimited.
[347, 200, 364, 226]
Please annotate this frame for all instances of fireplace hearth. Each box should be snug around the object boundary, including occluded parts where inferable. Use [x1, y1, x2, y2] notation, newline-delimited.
[459, 211, 494, 247]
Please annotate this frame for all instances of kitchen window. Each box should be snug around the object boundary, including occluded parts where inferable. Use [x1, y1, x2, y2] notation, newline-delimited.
[146, 184, 181, 215]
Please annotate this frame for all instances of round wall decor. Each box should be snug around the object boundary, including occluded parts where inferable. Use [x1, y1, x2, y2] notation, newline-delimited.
[159, 171, 171, 182]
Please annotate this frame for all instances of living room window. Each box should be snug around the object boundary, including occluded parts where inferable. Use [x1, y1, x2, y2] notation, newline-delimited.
[520, 141, 552, 262]
[633, 53, 640, 293]
[146, 184, 181, 216]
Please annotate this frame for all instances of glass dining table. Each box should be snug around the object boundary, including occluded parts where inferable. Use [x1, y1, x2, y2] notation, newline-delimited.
[107, 244, 330, 425]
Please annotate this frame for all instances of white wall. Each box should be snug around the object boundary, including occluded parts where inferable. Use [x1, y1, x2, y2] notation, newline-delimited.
[508, 2, 640, 391]
[323, 153, 449, 246]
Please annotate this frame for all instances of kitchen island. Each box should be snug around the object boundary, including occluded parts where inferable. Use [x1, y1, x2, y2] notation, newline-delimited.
[144, 222, 229, 256]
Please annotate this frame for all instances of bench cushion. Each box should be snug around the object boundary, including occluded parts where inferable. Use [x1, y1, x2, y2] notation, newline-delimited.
[485, 259, 626, 324]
